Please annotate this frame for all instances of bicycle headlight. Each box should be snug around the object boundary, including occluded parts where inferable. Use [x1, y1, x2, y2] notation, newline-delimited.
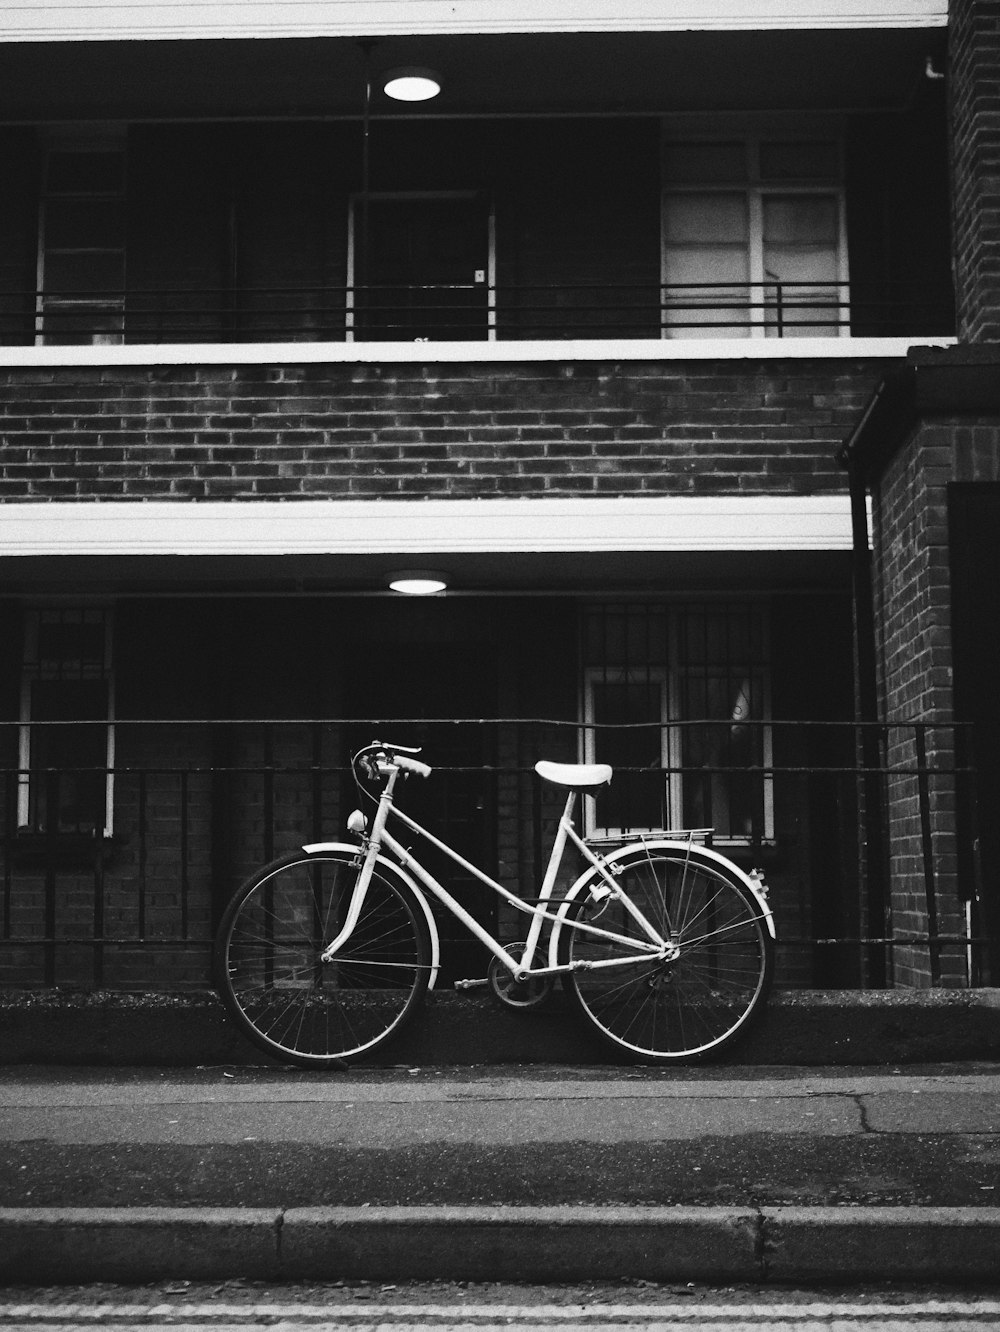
[347, 809, 368, 835]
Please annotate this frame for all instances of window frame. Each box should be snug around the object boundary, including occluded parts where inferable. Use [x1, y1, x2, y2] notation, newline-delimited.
[35, 129, 128, 348]
[17, 605, 116, 839]
[660, 129, 849, 340]
[582, 665, 673, 838]
[580, 604, 774, 844]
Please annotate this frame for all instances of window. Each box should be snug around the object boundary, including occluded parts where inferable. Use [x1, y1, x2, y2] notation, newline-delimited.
[18, 607, 115, 837]
[36, 132, 127, 345]
[581, 604, 772, 842]
[661, 134, 846, 338]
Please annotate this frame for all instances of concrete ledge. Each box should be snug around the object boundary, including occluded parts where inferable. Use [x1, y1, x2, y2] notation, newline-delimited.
[2, 1206, 999, 1285]
[3, 987, 1000, 1066]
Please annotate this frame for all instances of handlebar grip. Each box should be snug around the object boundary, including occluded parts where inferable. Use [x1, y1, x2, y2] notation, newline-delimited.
[395, 754, 432, 778]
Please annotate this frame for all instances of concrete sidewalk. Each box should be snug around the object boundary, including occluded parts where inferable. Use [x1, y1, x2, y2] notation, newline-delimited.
[2, 1063, 999, 1285]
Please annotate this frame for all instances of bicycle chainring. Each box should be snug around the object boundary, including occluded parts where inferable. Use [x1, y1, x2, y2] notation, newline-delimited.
[487, 943, 554, 1011]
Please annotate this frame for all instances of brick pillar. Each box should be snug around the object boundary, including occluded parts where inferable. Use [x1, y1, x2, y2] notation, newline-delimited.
[869, 399, 1000, 986]
[950, 0, 1000, 342]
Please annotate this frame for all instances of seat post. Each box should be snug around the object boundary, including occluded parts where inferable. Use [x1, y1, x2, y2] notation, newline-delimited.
[519, 788, 577, 972]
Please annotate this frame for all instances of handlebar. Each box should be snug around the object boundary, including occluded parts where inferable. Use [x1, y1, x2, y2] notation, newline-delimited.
[395, 754, 432, 779]
[354, 741, 433, 782]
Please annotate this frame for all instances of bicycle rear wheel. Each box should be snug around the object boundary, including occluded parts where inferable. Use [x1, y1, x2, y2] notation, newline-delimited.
[563, 847, 773, 1063]
[214, 849, 430, 1069]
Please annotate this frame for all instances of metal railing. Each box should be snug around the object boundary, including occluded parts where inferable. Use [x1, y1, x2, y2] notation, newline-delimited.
[0, 718, 991, 992]
[0, 280, 955, 344]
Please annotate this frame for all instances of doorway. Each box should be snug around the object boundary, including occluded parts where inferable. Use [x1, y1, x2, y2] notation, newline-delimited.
[949, 483, 1000, 983]
[348, 192, 493, 341]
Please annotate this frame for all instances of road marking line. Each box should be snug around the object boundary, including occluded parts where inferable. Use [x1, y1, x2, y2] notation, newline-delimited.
[3, 1301, 1000, 1326]
[1, 1321, 997, 1332]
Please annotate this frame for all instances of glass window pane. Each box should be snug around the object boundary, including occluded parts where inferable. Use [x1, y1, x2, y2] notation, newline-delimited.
[763, 195, 838, 246]
[36, 619, 107, 676]
[664, 141, 747, 183]
[28, 679, 108, 834]
[39, 312, 123, 345]
[43, 251, 125, 294]
[761, 196, 841, 334]
[764, 250, 840, 285]
[589, 677, 666, 833]
[47, 150, 124, 194]
[45, 199, 125, 250]
[662, 235, 750, 337]
[664, 193, 748, 244]
[759, 140, 839, 181]
[663, 247, 749, 284]
[679, 670, 764, 838]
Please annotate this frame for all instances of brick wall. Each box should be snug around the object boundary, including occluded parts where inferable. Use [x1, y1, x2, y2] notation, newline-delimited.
[950, 0, 1000, 343]
[872, 414, 1000, 985]
[0, 358, 886, 501]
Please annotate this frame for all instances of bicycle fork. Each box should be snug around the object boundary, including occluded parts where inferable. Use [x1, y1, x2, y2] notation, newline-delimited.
[319, 765, 400, 965]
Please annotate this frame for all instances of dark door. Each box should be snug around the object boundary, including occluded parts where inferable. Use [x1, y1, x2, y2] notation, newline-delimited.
[345, 639, 497, 984]
[949, 483, 1000, 982]
[353, 194, 490, 341]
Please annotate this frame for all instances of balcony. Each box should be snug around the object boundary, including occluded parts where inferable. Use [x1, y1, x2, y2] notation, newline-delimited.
[0, 279, 954, 349]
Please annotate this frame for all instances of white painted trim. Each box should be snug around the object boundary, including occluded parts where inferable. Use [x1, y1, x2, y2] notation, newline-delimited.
[0, 495, 856, 557]
[0, 336, 954, 369]
[0, 1, 948, 43]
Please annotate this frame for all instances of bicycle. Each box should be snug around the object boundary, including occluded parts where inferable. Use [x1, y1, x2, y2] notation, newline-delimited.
[214, 739, 776, 1068]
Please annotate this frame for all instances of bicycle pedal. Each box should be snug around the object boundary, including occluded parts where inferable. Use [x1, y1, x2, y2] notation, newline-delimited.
[454, 977, 488, 991]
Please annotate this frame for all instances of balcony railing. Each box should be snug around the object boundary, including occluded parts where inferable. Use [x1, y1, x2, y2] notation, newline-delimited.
[0, 280, 955, 345]
[0, 719, 990, 993]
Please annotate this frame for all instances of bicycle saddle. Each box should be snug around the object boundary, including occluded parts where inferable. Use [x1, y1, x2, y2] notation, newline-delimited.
[534, 760, 613, 789]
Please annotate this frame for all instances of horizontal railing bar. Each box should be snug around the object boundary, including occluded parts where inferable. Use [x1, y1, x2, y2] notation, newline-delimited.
[2, 937, 212, 947]
[1, 937, 988, 948]
[0, 765, 981, 779]
[0, 277, 954, 345]
[0, 716, 975, 728]
[6, 279, 953, 297]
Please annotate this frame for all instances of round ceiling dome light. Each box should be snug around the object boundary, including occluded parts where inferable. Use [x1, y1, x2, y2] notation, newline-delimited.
[383, 67, 442, 101]
[388, 570, 448, 595]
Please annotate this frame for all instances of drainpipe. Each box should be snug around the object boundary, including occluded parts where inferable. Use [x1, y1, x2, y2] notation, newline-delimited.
[358, 40, 376, 308]
[844, 446, 889, 987]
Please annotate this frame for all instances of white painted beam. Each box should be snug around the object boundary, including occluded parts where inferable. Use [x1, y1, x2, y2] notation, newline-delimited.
[0, 496, 856, 557]
[0, 337, 955, 370]
[0, 0, 947, 43]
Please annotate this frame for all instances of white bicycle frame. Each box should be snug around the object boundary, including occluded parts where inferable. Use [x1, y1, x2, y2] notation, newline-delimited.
[312, 754, 767, 987]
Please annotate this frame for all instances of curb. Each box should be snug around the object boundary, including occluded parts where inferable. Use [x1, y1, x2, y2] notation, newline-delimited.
[2, 1206, 999, 1285]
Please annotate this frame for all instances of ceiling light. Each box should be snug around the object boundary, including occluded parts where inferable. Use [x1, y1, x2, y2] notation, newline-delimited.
[388, 570, 448, 595]
[383, 67, 442, 102]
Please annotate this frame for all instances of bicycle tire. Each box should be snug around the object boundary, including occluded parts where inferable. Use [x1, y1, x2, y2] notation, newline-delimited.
[214, 848, 431, 1069]
[561, 846, 774, 1063]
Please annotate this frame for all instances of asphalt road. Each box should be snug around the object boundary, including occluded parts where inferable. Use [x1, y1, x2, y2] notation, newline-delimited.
[2, 1063, 999, 1209]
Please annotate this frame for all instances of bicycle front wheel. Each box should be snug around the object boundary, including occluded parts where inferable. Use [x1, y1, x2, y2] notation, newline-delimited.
[563, 847, 773, 1063]
[214, 849, 430, 1069]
